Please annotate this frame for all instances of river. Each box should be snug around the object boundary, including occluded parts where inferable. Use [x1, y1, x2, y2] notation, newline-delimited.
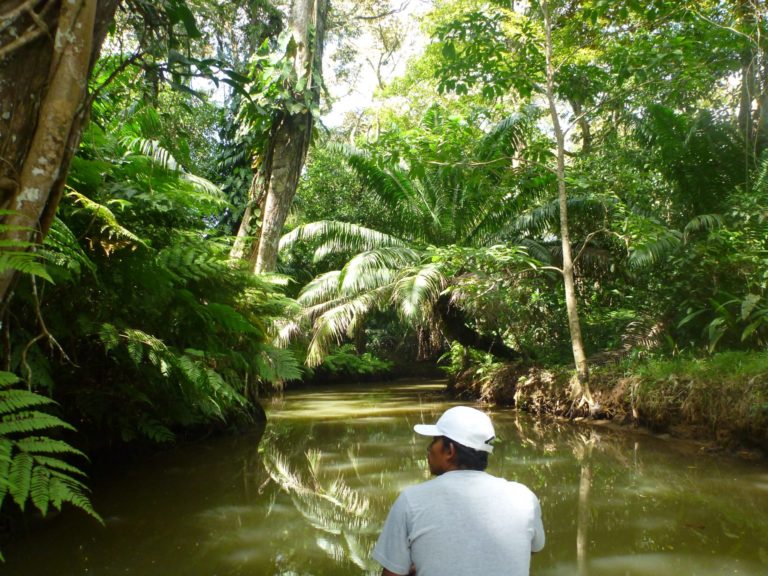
[4, 380, 768, 575]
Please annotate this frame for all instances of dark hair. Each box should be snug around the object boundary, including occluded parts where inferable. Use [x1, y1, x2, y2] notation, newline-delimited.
[441, 437, 489, 471]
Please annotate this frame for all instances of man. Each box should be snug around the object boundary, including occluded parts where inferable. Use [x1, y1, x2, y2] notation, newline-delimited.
[373, 406, 545, 576]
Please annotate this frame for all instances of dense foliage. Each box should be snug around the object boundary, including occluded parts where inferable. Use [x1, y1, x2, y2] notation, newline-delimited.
[2, 0, 768, 550]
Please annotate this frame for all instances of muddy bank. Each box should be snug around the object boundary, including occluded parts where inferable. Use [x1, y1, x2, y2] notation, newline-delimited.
[448, 353, 768, 456]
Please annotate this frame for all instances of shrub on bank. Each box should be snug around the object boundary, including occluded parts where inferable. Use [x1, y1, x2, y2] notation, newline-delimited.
[631, 352, 768, 449]
[449, 351, 768, 452]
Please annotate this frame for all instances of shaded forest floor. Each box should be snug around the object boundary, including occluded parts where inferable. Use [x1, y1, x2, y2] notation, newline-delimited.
[448, 351, 768, 458]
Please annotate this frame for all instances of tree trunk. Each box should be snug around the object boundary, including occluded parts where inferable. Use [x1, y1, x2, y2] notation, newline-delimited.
[232, 0, 328, 274]
[255, 111, 314, 272]
[541, 0, 594, 407]
[0, 0, 118, 306]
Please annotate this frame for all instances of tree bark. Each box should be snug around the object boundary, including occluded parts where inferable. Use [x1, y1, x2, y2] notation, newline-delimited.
[541, 0, 594, 406]
[255, 110, 314, 272]
[231, 0, 328, 274]
[0, 0, 118, 305]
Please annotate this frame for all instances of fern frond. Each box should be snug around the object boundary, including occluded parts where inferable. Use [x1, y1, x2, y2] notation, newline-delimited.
[67, 189, 147, 248]
[256, 346, 304, 384]
[30, 465, 51, 515]
[0, 412, 76, 436]
[136, 416, 175, 443]
[0, 252, 53, 283]
[0, 438, 11, 503]
[15, 437, 87, 458]
[98, 323, 121, 353]
[9, 452, 33, 509]
[47, 475, 102, 521]
[202, 303, 261, 335]
[158, 242, 223, 282]
[32, 455, 87, 477]
[40, 217, 97, 277]
[0, 388, 55, 415]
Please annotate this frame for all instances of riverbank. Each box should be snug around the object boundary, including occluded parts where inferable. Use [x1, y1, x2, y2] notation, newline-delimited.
[448, 351, 768, 456]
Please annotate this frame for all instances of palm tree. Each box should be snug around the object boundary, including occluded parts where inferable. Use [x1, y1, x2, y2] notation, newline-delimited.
[279, 107, 542, 365]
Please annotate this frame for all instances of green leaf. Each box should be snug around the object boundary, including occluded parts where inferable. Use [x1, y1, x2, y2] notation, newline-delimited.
[30, 465, 51, 515]
[9, 452, 33, 509]
[741, 318, 764, 342]
[15, 437, 86, 458]
[0, 412, 76, 435]
[0, 389, 55, 415]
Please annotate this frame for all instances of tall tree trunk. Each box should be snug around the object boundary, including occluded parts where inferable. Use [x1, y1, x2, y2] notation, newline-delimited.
[738, 22, 756, 155]
[541, 0, 594, 407]
[255, 110, 315, 272]
[0, 0, 118, 306]
[232, 0, 328, 273]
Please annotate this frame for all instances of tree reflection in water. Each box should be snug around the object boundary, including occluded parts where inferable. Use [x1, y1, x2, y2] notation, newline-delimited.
[573, 433, 596, 576]
[263, 445, 381, 574]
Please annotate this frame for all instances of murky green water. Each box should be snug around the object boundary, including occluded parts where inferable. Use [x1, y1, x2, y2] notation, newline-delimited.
[4, 380, 768, 575]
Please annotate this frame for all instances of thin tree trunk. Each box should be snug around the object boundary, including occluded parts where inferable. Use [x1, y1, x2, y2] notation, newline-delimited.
[247, 0, 327, 274]
[737, 0, 757, 155]
[541, 0, 594, 406]
[0, 0, 118, 306]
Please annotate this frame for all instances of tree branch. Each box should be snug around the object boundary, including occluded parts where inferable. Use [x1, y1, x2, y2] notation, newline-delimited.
[0, 0, 57, 60]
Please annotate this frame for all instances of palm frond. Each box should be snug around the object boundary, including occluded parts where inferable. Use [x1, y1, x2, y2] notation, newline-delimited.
[305, 286, 393, 366]
[182, 173, 226, 199]
[298, 271, 343, 308]
[683, 214, 723, 240]
[280, 220, 405, 257]
[476, 112, 531, 161]
[122, 136, 179, 172]
[339, 246, 421, 295]
[392, 264, 447, 321]
[628, 229, 682, 269]
[346, 151, 419, 211]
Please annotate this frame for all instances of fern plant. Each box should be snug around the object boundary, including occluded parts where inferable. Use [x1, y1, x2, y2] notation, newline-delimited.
[0, 210, 53, 283]
[0, 371, 100, 559]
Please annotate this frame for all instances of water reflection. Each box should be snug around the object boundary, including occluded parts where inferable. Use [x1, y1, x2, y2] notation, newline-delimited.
[263, 447, 379, 574]
[2, 380, 768, 575]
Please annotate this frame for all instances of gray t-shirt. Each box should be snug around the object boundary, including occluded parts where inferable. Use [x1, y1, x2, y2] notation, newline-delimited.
[372, 470, 545, 576]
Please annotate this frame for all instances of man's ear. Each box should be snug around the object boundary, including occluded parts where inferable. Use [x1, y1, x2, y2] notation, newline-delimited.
[443, 439, 457, 460]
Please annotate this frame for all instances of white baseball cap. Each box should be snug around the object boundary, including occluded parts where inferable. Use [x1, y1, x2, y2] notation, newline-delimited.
[414, 406, 496, 453]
